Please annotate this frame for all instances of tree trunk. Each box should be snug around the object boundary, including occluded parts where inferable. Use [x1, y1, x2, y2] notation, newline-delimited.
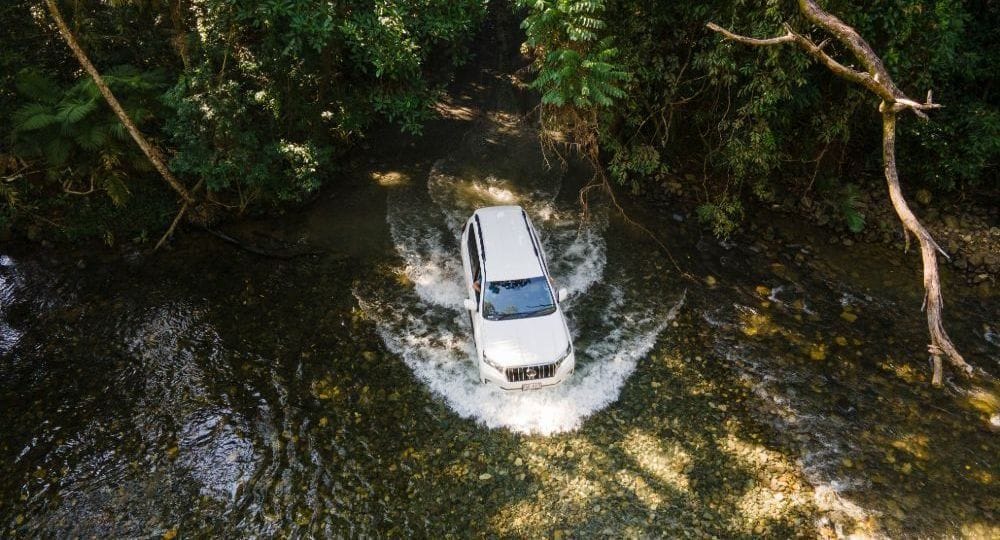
[44, 0, 195, 205]
[881, 109, 973, 384]
[169, 0, 192, 70]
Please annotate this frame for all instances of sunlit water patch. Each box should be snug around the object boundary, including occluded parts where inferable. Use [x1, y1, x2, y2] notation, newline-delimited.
[363, 158, 681, 434]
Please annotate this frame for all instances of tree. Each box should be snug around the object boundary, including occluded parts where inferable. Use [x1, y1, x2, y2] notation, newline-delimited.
[708, 0, 974, 385]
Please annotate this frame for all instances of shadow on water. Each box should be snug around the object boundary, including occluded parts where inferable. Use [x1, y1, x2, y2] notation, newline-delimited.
[1, 6, 998, 538]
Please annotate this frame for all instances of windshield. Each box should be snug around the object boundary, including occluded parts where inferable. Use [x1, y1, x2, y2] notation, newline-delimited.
[483, 276, 556, 321]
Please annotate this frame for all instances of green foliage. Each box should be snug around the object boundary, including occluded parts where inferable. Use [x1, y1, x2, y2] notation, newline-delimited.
[518, 0, 628, 110]
[163, 0, 487, 208]
[9, 66, 168, 206]
[607, 141, 663, 193]
[1, 0, 486, 238]
[839, 184, 866, 233]
[517, 0, 999, 236]
[696, 197, 743, 238]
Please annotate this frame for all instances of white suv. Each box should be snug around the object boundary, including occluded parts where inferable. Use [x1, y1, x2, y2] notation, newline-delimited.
[460, 205, 575, 390]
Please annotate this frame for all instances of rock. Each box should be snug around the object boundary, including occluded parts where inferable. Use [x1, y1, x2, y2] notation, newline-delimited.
[478, 473, 492, 481]
[976, 282, 992, 298]
[915, 189, 932, 205]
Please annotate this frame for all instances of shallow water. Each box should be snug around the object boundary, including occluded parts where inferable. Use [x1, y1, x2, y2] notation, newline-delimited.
[1, 73, 998, 537]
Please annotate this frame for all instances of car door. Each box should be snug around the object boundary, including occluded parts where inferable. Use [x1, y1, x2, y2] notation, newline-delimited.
[462, 219, 484, 349]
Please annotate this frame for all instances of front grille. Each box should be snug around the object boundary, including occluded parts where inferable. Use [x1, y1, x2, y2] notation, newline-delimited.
[506, 362, 559, 383]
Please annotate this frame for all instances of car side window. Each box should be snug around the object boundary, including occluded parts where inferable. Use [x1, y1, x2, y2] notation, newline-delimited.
[467, 223, 482, 300]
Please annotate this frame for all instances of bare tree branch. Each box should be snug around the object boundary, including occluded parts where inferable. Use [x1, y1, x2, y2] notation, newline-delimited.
[707, 1, 974, 383]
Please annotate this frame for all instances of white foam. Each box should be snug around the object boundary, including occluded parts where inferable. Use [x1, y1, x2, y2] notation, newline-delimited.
[357, 284, 683, 435]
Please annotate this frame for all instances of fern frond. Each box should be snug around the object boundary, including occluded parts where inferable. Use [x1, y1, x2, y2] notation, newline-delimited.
[57, 99, 98, 124]
[13, 104, 59, 132]
[102, 173, 131, 207]
[75, 125, 108, 151]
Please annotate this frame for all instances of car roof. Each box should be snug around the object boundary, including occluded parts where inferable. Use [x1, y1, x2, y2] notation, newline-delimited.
[473, 205, 545, 281]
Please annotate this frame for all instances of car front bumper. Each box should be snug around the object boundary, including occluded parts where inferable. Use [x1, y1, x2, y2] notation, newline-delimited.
[479, 352, 575, 391]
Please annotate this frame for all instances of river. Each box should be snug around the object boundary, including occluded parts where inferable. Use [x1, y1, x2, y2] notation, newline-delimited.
[1, 45, 998, 538]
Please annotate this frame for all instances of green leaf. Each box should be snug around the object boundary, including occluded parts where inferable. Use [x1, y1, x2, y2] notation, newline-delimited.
[56, 99, 98, 124]
[13, 104, 59, 132]
[102, 173, 131, 207]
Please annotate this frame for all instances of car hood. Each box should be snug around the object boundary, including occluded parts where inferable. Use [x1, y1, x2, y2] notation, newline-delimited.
[481, 312, 569, 367]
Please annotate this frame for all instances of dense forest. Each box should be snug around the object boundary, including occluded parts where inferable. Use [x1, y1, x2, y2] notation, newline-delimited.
[1, 0, 996, 242]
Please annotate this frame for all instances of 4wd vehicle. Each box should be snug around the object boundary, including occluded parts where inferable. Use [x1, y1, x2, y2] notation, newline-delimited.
[460, 205, 575, 390]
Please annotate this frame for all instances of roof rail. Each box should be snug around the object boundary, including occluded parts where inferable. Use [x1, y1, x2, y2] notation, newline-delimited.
[474, 214, 487, 271]
[521, 210, 540, 259]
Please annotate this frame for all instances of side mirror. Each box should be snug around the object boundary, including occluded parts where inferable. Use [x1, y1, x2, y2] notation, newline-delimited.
[557, 288, 568, 302]
[463, 298, 477, 311]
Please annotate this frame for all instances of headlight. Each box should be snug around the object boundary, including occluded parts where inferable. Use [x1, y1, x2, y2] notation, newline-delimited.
[482, 352, 505, 372]
[554, 343, 572, 369]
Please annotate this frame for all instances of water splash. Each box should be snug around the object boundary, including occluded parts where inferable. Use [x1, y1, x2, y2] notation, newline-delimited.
[362, 160, 680, 434]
